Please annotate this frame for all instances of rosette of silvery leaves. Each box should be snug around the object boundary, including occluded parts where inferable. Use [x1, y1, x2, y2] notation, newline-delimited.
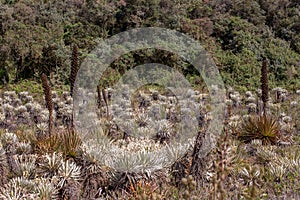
[82, 80, 201, 175]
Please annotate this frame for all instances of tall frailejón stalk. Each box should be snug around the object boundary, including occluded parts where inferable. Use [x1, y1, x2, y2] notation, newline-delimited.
[97, 85, 103, 118]
[102, 88, 109, 119]
[190, 129, 206, 185]
[261, 59, 269, 116]
[41, 73, 53, 136]
[70, 44, 79, 97]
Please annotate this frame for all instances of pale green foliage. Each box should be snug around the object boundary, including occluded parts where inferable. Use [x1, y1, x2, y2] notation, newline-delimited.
[37, 152, 63, 178]
[111, 150, 164, 173]
[34, 178, 59, 200]
[57, 160, 81, 188]
[14, 155, 37, 178]
[0, 177, 37, 200]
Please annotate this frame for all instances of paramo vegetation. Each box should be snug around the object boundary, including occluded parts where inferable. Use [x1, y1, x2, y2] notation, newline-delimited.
[0, 0, 300, 199]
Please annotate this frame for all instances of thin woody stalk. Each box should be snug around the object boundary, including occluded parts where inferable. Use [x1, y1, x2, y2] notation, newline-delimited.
[261, 59, 269, 116]
[97, 85, 103, 118]
[102, 88, 109, 119]
[70, 44, 79, 97]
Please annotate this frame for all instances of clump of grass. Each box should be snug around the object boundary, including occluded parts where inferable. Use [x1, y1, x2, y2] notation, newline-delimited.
[60, 129, 82, 159]
[33, 132, 61, 155]
[237, 115, 281, 145]
[33, 129, 82, 159]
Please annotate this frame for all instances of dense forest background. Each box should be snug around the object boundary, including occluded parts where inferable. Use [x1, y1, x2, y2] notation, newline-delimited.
[0, 0, 299, 91]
